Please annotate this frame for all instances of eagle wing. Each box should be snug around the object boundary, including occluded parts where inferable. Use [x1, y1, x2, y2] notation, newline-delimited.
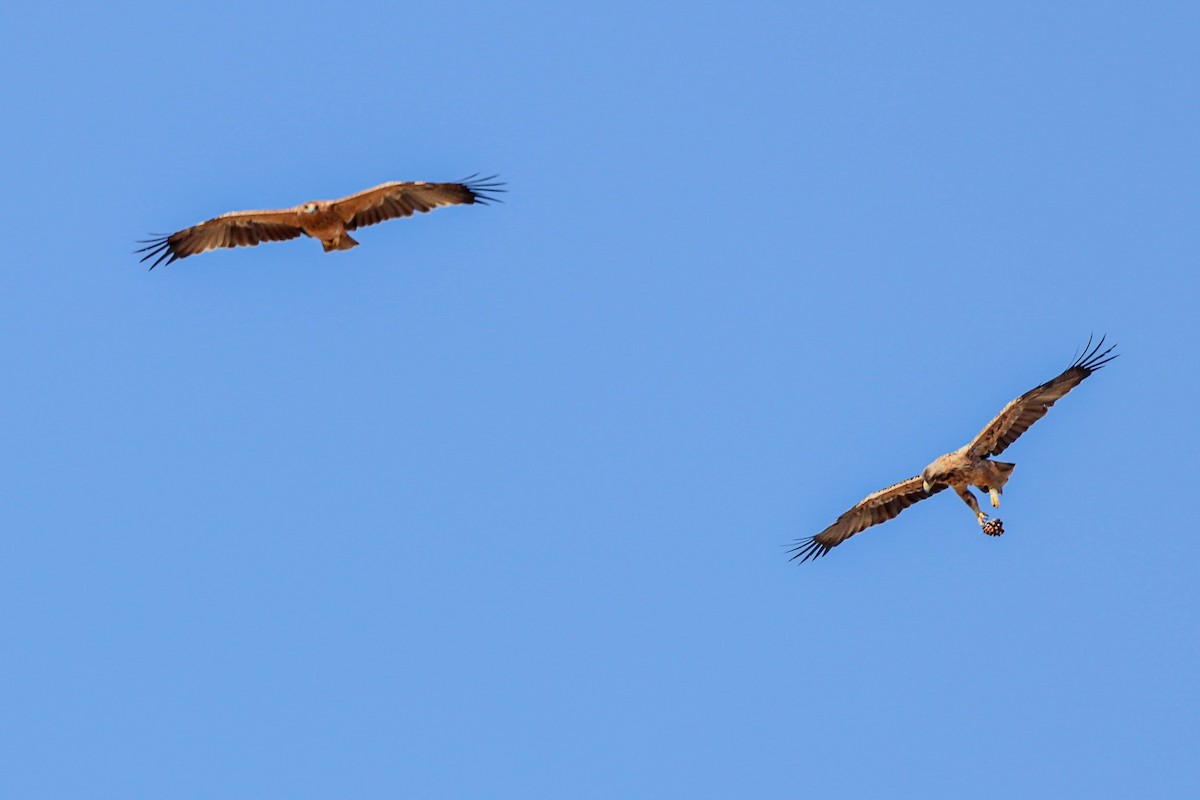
[789, 477, 948, 563]
[332, 175, 505, 231]
[137, 209, 306, 269]
[966, 336, 1118, 459]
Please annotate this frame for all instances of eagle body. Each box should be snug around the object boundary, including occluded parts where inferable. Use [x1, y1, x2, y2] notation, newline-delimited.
[922, 450, 1015, 499]
[921, 449, 1016, 530]
[138, 176, 504, 269]
[790, 337, 1117, 563]
[297, 203, 360, 251]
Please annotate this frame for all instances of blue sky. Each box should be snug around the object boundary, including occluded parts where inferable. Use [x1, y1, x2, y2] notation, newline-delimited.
[1, 2, 1197, 797]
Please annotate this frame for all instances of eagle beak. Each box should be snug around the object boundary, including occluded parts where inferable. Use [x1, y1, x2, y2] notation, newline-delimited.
[923, 480, 932, 493]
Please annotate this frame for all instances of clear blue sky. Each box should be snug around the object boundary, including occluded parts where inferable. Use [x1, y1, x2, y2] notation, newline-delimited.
[2, 2, 1197, 797]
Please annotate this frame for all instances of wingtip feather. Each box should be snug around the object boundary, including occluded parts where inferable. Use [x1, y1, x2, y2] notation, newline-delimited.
[1071, 334, 1118, 373]
[458, 174, 507, 205]
[787, 536, 833, 563]
[135, 234, 179, 269]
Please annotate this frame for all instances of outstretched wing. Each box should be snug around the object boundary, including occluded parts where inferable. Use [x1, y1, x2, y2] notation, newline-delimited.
[332, 175, 505, 232]
[966, 336, 1118, 459]
[789, 477, 947, 563]
[137, 209, 305, 269]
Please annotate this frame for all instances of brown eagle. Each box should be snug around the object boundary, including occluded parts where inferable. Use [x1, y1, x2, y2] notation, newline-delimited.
[137, 175, 504, 269]
[790, 337, 1117, 563]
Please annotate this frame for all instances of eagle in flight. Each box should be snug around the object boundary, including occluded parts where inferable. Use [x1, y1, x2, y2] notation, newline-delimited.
[790, 337, 1117, 563]
[137, 175, 504, 269]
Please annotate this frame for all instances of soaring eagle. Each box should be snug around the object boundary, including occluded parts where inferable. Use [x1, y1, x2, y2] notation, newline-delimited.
[790, 337, 1117, 563]
[137, 175, 504, 269]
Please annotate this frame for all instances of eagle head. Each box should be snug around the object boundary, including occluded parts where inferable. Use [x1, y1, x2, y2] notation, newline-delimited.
[302, 202, 319, 214]
[921, 468, 936, 494]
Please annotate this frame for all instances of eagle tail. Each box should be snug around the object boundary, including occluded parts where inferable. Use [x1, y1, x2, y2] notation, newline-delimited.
[991, 461, 1016, 490]
[323, 234, 359, 252]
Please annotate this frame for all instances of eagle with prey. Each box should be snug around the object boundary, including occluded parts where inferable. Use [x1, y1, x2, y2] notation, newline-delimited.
[790, 337, 1117, 563]
[138, 175, 504, 269]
